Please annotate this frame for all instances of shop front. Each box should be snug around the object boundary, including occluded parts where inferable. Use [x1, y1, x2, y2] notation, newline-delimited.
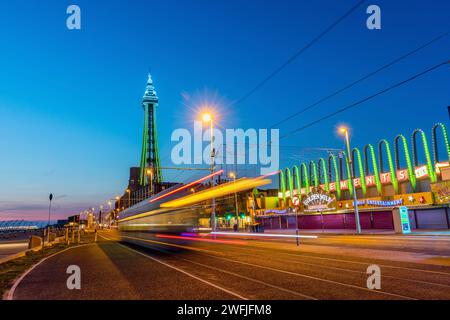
[255, 190, 450, 231]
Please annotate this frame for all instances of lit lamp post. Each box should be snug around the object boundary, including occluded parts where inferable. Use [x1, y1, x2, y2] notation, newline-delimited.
[202, 112, 216, 234]
[229, 172, 239, 229]
[339, 127, 361, 234]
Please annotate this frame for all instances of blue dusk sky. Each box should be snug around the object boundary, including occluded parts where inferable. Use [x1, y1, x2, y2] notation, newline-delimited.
[0, 0, 449, 220]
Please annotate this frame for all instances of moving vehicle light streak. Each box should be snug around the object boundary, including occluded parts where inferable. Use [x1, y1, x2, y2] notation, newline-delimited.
[155, 234, 248, 245]
[149, 170, 224, 203]
[211, 232, 318, 239]
[160, 178, 272, 208]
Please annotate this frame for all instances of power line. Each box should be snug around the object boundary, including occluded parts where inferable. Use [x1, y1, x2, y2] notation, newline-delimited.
[233, 0, 367, 106]
[280, 60, 449, 140]
[270, 31, 449, 128]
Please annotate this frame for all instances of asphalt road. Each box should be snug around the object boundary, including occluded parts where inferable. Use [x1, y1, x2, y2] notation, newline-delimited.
[8, 230, 450, 300]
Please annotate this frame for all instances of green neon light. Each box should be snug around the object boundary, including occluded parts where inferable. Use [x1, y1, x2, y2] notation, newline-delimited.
[318, 158, 329, 192]
[279, 170, 286, 201]
[395, 134, 416, 192]
[139, 104, 149, 186]
[278, 124, 443, 200]
[153, 105, 163, 183]
[293, 165, 301, 193]
[328, 154, 341, 200]
[285, 168, 294, 199]
[300, 163, 310, 194]
[379, 139, 398, 194]
[352, 148, 367, 197]
[413, 129, 437, 183]
[309, 161, 319, 188]
[365, 144, 382, 195]
[432, 122, 450, 164]
[342, 152, 354, 197]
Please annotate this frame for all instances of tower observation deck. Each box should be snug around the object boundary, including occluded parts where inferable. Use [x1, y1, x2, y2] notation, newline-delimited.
[139, 73, 162, 191]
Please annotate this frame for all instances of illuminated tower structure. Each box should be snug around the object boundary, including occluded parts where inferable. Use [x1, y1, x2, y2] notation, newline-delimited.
[139, 73, 162, 191]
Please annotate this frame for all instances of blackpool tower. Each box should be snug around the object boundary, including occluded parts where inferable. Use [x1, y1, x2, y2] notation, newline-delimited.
[139, 73, 162, 191]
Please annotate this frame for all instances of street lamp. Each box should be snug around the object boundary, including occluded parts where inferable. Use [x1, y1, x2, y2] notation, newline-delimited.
[229, 172, 239, 229]
[202, 112, 216, 234]
[339, 126, 361, 234]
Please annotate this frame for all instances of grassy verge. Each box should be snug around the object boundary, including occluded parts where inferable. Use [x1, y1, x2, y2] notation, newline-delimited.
[0, 243, 72, 298]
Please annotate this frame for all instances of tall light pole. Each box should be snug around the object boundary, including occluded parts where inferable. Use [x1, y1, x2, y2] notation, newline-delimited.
[45, 193, 53, 246]
[339, 127, 361, 234]
[229, 172, 239, 229]
[202, 113, 216, 234]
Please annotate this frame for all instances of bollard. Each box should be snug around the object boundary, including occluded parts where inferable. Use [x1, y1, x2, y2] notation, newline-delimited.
[71, 228, 75, 243]
[77, 229, 81, 243]
[94, 230, 98, 243]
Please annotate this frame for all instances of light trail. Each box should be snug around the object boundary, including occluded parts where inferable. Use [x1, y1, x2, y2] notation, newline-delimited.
[211, 232, 318, 239]
[149, 169, 224, 203]
[155, 234, 248, 245]
[160, 177, 271, 208]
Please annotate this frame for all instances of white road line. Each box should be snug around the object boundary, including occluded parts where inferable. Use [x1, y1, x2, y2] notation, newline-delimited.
[173, 256, 318, 300]
[190, 251, 417, 300]
[116, 243, 248, 300]
[279, 252, 450, 276]
[219, 243, 450, 277]
[4, 244, 89, 300]
[207, 246, 450, 288]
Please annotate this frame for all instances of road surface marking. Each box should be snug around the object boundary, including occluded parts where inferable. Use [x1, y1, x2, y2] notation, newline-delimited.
[190, 251, 417, 300]
[172, 255, 318, 300]
[275, 255, 450, 289]
[116, 243, 248, 300]
[217, 242, 450, 277]
[5, 244, 89, 300]
[279, 252, 450, 276]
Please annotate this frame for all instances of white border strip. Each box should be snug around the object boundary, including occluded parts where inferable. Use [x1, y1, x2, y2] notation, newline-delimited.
[211, 232, 318, 239]
[4, 244, 88, 300]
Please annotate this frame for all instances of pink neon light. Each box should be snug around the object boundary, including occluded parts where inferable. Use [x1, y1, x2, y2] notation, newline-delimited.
[149, 170, 224, 203]
[155, 234, 247, 245]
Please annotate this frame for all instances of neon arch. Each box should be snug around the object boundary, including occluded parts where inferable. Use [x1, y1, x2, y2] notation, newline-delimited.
[432, 122, 450, 164]
[293, 165, 301, 193]
[278, 170, 286, 201]
[328, 154, 341, 200]
[341, 151, 354, 197]
[300, 163, 310, 194]
[412, 129, 436, 183]
[363, 144, 382, 195]
[309, 161, 319, 189]
[394, 134, 416, 192]
[285, 168, 294, 199]
[378, 139, 398, 194]
[352, 148, 367, 197]
[318, 158, 329, 192]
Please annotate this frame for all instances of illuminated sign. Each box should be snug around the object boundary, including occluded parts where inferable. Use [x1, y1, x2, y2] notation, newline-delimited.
[366, 199, 403, 207]
[431, 181, 450, 203]
[302, 190, 335, 212]
[399, 206, 411, 234]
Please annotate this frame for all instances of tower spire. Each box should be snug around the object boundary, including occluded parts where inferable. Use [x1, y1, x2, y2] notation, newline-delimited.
[139, 73, 162, 190]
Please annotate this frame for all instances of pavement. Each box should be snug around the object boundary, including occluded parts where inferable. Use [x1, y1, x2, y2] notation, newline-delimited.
[6, 229, 450, 300]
